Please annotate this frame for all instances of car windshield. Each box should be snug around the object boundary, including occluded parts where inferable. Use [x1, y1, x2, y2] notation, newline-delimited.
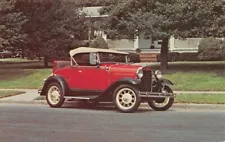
[98, 52, 127, 63]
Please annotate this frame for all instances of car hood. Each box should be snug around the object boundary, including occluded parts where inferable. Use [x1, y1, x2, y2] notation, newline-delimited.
[107, 63, 142, 79]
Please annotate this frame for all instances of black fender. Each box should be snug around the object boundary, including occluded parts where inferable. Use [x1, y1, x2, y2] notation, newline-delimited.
[103, 78, 141, 96]
[40, 75, 70, 96]
[159, 78, 174, 86]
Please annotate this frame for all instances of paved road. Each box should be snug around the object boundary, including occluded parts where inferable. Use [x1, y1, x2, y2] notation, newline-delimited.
[0, 103, 224, 142]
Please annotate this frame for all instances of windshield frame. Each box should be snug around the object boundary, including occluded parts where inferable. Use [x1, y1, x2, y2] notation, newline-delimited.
[97, 52, 128, 64]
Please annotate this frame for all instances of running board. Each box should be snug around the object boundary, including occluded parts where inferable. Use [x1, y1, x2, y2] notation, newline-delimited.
[64, 95, 99, 100]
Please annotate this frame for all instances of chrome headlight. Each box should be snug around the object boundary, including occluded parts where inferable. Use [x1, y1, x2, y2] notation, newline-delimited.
[136, 68, 143, 78]
[155, 70, 162, 78]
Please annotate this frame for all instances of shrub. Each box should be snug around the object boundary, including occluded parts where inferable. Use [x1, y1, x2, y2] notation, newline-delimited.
[198, 38, 223, 61]
[128, 53, 140, 63]
[90, 36, 108, 49]
[220, 41, 225, 60]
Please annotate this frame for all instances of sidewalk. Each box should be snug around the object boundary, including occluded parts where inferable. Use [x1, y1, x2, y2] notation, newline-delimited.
[0, 89, 39, 102]
[0, 89, 225, 109]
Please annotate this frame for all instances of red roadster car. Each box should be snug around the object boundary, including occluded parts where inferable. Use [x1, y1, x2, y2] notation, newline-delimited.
[39, 47, 175, 113]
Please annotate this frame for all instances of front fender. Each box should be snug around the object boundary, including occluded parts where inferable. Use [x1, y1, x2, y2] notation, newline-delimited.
[159, 78, 173, 86]
[104, 78, 141, 94]
[40, 75, 70, 96]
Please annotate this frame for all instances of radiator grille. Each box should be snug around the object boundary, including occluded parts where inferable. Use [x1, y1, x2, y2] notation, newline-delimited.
[140, 70, 152, 91]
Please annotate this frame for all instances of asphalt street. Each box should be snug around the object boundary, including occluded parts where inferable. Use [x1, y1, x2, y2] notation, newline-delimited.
[0, 103, 224, 142]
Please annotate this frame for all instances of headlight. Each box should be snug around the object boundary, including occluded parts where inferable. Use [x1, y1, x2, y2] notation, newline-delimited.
[155, 70, 162, 78]
[136, 68, 143, 78]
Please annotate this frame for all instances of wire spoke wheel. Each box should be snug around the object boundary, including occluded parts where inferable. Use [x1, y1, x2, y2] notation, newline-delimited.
[116, 88, 136, 109]
[113, 85, 141, 113]
[47, 86, 61, 105]
[46, 83, 65, 108]
[148, 86, 174, 111]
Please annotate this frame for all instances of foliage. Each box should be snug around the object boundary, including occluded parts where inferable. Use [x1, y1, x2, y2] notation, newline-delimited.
[75, 0, 112, 7]
[128, 53, 140, 63]
[102, 0, 225, 38]
[100, 0, 225, 69]
[0, 0, 27, 50]
[14, 0, 88, 59]
[90, 36, 108, 49]
[70, 40, 89, 50]
[198, 38, 223, 61]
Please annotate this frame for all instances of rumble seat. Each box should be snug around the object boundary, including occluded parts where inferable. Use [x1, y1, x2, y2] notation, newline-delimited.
[53, 60, 71, 72]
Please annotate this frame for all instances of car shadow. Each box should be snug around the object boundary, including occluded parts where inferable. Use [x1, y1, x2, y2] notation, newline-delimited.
[61, 101, 152, 113]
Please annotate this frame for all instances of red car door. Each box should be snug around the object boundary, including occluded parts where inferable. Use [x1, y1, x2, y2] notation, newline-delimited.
[68, 66, 83, 89]
[78, 66, 109, 91]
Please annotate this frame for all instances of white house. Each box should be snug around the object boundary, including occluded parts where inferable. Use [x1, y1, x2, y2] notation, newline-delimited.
[81, 6, 200, 53]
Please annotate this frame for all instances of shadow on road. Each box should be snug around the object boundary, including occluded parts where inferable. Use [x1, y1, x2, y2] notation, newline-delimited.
[61, 101, 152, 113]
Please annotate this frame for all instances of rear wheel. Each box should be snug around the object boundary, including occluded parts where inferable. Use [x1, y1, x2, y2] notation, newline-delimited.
[46, 82, 65, 108]
[148, 86, 174, 111]
[113, 84, 141, 113]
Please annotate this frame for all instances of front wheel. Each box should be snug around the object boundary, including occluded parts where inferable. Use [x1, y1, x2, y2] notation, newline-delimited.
[113, 84, 141, 113]
[148, 86, 174, 111]
[46, 82, 65, 108]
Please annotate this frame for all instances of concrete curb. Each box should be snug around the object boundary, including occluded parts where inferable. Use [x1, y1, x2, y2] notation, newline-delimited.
[0, 100, 224, 110]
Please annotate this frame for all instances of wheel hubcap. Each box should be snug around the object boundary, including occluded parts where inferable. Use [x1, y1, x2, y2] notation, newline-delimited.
[47, 86, 60, 105]
[116, 88, 136, 109]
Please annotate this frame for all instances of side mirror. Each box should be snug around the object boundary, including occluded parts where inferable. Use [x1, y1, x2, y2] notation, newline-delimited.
[89, 52, 98, 65]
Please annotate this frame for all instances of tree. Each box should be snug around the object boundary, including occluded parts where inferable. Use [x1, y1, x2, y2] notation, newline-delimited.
[0, 0, 27, 51]
[100, 0, 225, 70]
[15, 0, 88, 67]
[90, 36, 109, 49]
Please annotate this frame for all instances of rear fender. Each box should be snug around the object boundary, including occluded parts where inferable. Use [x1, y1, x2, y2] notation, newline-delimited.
[40, 75, 70, 96]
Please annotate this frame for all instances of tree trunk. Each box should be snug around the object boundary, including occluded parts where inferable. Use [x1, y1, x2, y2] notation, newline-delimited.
[21, 48, 25, 59]
[160, 38, 169, 70]
[44, 55, 48, 68]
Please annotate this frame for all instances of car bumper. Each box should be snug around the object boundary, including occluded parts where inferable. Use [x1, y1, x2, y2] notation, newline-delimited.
[139, 91, 176, 98]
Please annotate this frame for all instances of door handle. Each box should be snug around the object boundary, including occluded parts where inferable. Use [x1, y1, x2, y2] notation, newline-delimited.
[78, 70, 82, 73]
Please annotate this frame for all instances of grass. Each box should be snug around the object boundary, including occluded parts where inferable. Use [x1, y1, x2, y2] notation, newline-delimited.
[0, 59, 225, 91]
[0, 58, 37, 62]
[165, 72, 225, 91]
[0, 69, 51, 89]
[0, 90, 25, 99]
[175, 94, 225, 104]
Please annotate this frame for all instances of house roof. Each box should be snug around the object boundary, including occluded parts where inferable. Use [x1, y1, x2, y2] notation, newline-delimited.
[69, 47, 128, 57]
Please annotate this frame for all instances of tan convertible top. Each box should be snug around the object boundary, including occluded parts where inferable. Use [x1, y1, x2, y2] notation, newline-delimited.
[69, 47, 128, 57]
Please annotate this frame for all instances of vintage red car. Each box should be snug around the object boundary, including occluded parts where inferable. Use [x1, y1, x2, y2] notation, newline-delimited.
[39, 47, 175, 113]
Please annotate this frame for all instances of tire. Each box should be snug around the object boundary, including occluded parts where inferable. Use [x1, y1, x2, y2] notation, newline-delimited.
[148, 86, 174, 111]
[46, 82, 65, 108]
[113, 84, 141, 113]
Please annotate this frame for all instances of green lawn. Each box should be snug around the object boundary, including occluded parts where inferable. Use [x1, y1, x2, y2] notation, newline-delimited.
[0, 58, 37, 62]
[0, 90, 25, 98]
[175, 94, 225, 104]
[165, 72, 225, 91]
[0, 69, 51, 89]
[0, 60, 224, 91]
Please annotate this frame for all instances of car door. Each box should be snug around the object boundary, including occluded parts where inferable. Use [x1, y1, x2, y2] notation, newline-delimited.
[69, 53, 109, 94]
[79, 65, 109, 91]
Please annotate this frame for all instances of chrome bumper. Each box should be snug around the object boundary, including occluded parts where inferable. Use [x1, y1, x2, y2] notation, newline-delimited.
[139, 92, 176, 98]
